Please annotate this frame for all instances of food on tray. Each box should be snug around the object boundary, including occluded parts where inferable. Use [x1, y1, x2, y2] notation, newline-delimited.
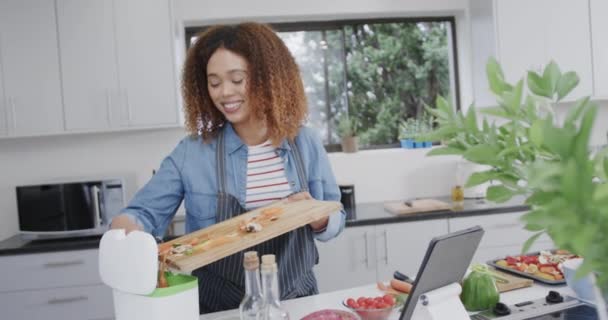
[239, 206, 285, 233]
[494, 250, 579, 281]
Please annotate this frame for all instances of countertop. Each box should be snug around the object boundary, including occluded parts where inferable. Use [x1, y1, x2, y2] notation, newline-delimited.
[0, 196, 528, 256]
[200, 282, 576, 320]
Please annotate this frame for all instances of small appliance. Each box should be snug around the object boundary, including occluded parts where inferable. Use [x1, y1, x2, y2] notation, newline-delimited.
[16, 178, 125, 239]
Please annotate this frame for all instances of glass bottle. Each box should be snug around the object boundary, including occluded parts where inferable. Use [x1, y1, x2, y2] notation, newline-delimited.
[240, 251, 265, 320]
[261, 254, 289, 320]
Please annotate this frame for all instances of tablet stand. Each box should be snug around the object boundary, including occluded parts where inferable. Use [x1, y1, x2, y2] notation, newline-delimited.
[410, 283, 470, 320]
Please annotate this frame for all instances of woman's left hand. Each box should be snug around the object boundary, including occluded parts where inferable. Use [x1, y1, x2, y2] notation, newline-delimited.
[288, 192, 329, 232]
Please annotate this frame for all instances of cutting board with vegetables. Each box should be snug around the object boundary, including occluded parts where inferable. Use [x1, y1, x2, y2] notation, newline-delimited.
[162, 199, 342, 273]
[384, 198, 452, 215]
[491, 268, 534, 292]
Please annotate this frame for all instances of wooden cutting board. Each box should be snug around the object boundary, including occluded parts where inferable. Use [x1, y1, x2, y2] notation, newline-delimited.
[492, 268, 534, 292]
[384, 199, 452, 215]
[164, 199, 342, 273]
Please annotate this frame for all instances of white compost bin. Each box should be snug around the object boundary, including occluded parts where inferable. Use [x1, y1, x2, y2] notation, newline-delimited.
[98, 229, 199, 320]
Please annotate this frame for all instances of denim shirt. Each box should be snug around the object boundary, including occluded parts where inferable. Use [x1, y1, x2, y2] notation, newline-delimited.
[121, 123, 346, 241]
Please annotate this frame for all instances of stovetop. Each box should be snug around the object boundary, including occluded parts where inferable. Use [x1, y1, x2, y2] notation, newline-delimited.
[471, 291, 599, 320]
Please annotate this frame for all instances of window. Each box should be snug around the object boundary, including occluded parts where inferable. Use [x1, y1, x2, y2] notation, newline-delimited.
[185, 17, 459, 151]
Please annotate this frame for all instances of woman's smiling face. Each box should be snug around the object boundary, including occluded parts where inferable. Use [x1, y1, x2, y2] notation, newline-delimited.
[206, 48, 252, 125]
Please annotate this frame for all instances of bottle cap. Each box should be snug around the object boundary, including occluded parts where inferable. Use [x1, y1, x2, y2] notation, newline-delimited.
[243, 251, 259, 270]
[261, 254, 277, 272]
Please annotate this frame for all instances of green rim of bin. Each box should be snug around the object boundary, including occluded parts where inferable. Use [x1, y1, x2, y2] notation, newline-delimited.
[147, 273, 198, 298]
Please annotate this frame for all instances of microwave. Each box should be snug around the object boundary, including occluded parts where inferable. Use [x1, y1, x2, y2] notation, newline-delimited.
[16, 178, 125, 238]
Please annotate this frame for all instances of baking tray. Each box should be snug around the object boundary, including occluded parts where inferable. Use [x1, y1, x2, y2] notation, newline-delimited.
[487, 250, 567, 285]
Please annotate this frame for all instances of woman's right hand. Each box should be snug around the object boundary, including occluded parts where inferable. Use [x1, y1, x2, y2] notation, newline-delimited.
[110, 214, 143, 234]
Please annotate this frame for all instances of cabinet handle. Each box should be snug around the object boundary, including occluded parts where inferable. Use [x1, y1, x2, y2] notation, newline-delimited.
[43, 260, 85, 268]
[383, 229, 389, 266]
[105, 89, 112, 126]
[8, 97, 16, 134]
[363, 231, 370, 269]
[47, 295, 88, 305]
[121, 88, 132, 125]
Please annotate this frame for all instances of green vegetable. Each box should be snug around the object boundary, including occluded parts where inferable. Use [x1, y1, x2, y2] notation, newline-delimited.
[460, 265, 500, 311]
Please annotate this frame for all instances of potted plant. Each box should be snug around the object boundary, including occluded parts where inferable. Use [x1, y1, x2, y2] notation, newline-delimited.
[399, 115, 434, 149]
[399, 118, 417, 149]
[422, 58, 608, 316]
[337, 114, 359, 153]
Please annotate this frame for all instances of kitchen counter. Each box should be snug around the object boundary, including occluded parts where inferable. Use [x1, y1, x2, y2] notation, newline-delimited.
[345, 195, 528, 227]
[0, 196, 528, 256]
[200, 282, 576, 320]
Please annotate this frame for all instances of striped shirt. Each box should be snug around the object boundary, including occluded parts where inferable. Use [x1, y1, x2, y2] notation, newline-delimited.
[245, 141, 292, 209]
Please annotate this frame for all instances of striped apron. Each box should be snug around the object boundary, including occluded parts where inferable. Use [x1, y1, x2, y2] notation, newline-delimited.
[193, 131, 320, 313]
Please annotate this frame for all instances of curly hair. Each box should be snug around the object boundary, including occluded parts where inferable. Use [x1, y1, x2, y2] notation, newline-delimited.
[182, 22, 308, 145]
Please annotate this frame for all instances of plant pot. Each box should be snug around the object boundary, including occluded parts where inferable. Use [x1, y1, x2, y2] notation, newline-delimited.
[341, 136, 359, 153]
[400, 139, 415, 149]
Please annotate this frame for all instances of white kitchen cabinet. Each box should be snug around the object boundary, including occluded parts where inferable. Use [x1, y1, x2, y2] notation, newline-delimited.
[0, 249, 114, 319]
[590, 0, 608, 99]
[315, 219, 449, 293]
[448, 211, 554, 264]
[494, 0, 593, 101]
[315, 225, 378, 293]
[57, 0, 121, 131]
[114, 0, 179, 127]
[0, 0, 64, 136]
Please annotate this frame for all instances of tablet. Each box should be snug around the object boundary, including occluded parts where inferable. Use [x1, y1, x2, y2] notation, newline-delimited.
[399, 225, 485, 320]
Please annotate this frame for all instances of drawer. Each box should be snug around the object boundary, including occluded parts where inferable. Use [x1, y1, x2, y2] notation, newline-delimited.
[449, 211, 553, 248]
[0, 249, 101, 292]
[0, 284, 114, 320]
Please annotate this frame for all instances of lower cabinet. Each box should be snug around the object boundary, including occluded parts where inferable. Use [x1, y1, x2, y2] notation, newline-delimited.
[314, 219, 449, 293]
[0, 249, 114, 320]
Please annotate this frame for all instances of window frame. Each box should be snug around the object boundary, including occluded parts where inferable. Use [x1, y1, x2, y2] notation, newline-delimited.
[185, 16, 461, 152]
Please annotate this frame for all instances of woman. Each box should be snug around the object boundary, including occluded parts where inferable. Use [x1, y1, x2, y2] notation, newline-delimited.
[111, 22, 346, 313]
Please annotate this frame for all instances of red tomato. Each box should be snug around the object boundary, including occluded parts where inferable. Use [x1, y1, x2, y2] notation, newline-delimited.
[365, 298, 375, 306]
[382, 294, 395, 306]
[346, 298, 356, 308]
[357, 297, 366, 305]
[376, 302, 389, 309]
[351, 302, 360, 309]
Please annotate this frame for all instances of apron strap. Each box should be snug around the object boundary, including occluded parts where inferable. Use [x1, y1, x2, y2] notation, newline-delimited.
[216, 131, 226, 194]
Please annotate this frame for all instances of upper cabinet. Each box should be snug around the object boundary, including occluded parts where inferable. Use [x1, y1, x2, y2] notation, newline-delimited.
[114, 0, 179, 127]
[494, 0, 593, 101]
[0, 0, 179, 139]
[57, 0, 122, 131]
[0, 0, 64, 136]
[590, 0, 608, 99]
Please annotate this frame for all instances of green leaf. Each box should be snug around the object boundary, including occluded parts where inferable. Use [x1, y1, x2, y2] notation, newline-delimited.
[560, 159, 579, 203]
[564, 96, 590, 125]
[542, 61, 561, 93]
[527, 71, 552, 98]
[528, 119, 544, 147]
[501, 80, 524, 113]
[436, 96, 452, 115]
[480, 107, 509, 119]
[525, 191, 560, 206]
[486, 185, 516, 203]
[556, 71, 580, 101]
[486, 57, 513, 96]
[426, 146, 465, 156]
[522, 232, 545, 254]
[463, 145, 501, 165]
[593, 183, 608, 202]
[524, 223, 544, 232]
[465, 106, 479, 133]
[465, 170, 498, 188]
